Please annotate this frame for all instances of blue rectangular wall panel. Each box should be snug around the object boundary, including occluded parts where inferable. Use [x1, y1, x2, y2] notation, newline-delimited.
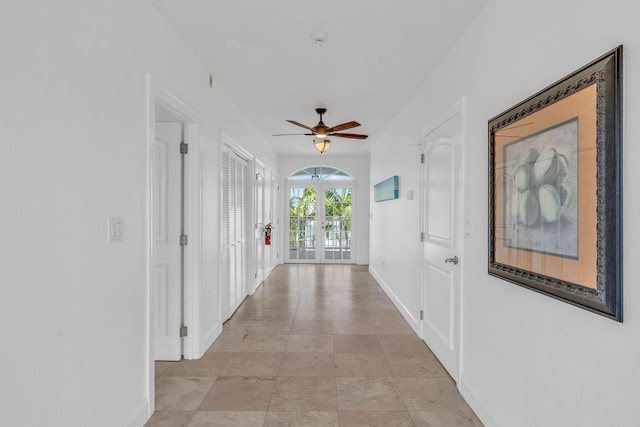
[374, 176, 399, 202]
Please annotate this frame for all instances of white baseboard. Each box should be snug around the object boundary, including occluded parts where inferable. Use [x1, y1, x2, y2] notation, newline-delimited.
[202, 323, 223, 354]
[459, 377, 498, 427]
[265, 264, 275, 277]
[368, 267, 420, 335]
[121, 399, 149, 427]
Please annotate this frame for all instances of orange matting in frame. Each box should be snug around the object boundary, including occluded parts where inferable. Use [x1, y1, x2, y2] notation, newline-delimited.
[493, 84, 597, 290]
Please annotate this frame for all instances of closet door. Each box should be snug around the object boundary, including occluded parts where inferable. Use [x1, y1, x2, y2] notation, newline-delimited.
[221, 146, 249, 319]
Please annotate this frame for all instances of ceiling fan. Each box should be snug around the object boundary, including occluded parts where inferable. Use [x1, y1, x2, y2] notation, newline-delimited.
[273, 108, 368, 153]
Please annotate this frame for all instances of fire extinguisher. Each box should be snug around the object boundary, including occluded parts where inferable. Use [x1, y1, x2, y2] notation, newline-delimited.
[264, 223, 272, 245]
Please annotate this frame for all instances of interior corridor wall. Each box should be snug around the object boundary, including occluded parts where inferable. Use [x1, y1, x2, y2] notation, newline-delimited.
[369, 0, 640, 426]
[0, 1, 277, 426]
[279, 155, 370, 265]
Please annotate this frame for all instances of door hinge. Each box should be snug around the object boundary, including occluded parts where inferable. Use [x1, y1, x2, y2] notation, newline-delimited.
[180, 234, 188, 246]
[420, 153, 425, 164]
[420, 232, 425, 242]
[180, 142, 188, 154]
[255, 272, 258, 279]
[420, 310, 424, 320]
[180, 325, 188, 337]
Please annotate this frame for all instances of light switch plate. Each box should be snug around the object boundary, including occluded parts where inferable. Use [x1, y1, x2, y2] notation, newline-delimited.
[108, 218, 124, 243]
[465, 219, 475, 238]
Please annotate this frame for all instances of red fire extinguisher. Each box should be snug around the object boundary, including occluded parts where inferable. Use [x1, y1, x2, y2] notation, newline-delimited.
[264, 223, 272, 245]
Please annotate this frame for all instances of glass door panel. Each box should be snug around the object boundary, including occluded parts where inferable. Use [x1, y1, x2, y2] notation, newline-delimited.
[289, 187, 317, 260]
[324, 187, 352, 261]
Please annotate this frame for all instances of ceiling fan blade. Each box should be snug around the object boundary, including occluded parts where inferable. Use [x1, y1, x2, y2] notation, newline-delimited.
[330, 133, 368, 140]
[286, 120, 315, 132]
[327, 121, 360, 133]
[271, 133, 315, 136]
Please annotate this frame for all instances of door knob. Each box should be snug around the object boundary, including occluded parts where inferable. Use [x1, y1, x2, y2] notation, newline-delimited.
[445, 256, 459, 265]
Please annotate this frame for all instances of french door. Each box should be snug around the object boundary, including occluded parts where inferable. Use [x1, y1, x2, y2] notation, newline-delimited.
[287, 182, 355, 263]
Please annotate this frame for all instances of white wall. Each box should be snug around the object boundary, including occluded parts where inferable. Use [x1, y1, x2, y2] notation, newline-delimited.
[280, 155, 370, 265]
[369, 1, 640, 426]
[0, 1, 277, 426]
[369, 147, 423, 325]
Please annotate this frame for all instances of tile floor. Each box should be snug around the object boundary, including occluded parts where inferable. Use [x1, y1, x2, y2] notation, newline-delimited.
[146, 264, 483, 427]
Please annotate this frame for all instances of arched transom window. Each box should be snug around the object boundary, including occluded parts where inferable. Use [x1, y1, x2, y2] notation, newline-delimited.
[288, 166, 353, 181]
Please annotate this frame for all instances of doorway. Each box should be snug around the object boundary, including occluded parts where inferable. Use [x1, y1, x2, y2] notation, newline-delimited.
[254, 161, 266, 289]
[146, 76, 203, 416]
[420, 98, 464, 382]
[267, 171, 280, 274]
[286, 167, 356, 264]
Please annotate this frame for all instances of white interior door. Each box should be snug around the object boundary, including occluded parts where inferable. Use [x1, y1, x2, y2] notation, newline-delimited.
[421, 103, 463, 380]
[269, 173, 279, 270]
[254, 163, 265, 289]
[153, 123, 182, 361]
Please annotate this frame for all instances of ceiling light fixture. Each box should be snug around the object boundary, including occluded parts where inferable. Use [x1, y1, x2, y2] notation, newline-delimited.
[314, 138, 330, 154]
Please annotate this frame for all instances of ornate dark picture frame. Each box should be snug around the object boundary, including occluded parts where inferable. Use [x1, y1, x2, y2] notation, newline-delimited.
[488, 46, 623, 321]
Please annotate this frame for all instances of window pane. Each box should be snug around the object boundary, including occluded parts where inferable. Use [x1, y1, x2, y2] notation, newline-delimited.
[288, 166, 353, 181]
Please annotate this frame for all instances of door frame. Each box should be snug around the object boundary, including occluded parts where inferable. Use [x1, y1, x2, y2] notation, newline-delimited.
[419, 97, 466, 382]
[285, 179, 357, 264]
[145, 75, 203, 416]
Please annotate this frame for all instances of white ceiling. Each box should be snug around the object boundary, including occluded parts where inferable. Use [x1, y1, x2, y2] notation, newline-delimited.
[150, 0, 487, 156]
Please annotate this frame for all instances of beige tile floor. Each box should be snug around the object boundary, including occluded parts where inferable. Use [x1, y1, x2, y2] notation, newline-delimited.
[146, 264, 483, 427]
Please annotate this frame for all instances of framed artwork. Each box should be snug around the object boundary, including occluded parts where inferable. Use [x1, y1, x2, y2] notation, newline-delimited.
[374, 176, 399, 202]
[488, 46, 623, 321]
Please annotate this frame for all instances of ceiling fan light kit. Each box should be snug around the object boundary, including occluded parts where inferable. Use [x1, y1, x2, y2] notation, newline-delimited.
[314, 138, 330, 154]
[274, 107, 368, 154]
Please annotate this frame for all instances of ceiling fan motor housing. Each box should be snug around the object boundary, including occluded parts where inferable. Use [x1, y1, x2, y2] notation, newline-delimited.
[314, 108, 328, 134]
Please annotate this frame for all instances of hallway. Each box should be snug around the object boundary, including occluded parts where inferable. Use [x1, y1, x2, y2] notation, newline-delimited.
[147, 264, 482, 426]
